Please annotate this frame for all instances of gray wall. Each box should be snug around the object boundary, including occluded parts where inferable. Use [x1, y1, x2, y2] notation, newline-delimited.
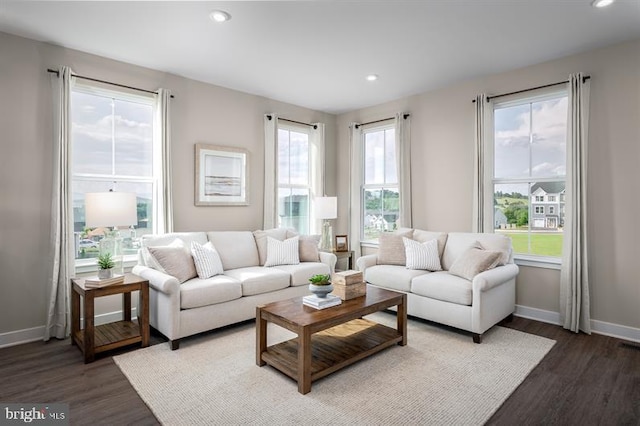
[336, 39, 640, 330]
[0, 32, 337, 335]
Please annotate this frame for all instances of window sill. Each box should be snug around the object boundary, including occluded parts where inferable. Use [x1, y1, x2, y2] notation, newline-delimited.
[514, 255, 562, 270]
[75, 255, 139, 276]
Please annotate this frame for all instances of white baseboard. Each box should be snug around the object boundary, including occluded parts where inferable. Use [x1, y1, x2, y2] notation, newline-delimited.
[0, 308, 137, 349]
[515, 304, 640, 343]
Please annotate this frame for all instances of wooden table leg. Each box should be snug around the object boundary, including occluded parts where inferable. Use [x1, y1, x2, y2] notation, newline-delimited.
[84, 292, 95, 363]
[123, 292, 132, 322]
[256, 306, 267, 366]
[139, 284, 149, 347]
[298, 326, 312, 394]
[397, 294, 407, 346]
[71, 287, 80, 347]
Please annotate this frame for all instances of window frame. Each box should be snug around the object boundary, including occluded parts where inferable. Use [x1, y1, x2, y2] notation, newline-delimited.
[488, 88, 568, 268]
[71, 82, 160, 272]
[360, 120, 398, 244]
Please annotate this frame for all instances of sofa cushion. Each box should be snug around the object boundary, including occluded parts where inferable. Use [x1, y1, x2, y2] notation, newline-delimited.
[190, 241, 224, 279]
[223, 266, 290, 296]
[253, 228, 290, 266]
[272, 262, 331, 286]
[442, 232, 512, 270]
[207, 231, 260, 270]
[299, 235, 321, 262]
[377, 229, 414, 266]
[364, 264, 428, 292]
[403, 237, 442, 271]
[411, 271, 473, 306]
[264, 236, 300, 267]
[412, 230, 448, 258]
[448, 242, 502, 280]
[147, 241, 197, 284]
[179, 275, 242, 309]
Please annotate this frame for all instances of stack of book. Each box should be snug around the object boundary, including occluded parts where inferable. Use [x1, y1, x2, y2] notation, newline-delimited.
[331, 270, 366, 300]
[303, 294, 342, 310]
[84, 274, 125, 288]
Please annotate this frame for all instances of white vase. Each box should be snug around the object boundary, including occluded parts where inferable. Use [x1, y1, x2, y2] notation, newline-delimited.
[98, 268, 113, 279]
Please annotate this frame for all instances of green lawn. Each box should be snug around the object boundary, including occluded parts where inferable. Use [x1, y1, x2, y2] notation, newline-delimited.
[498, 232, 563, 257]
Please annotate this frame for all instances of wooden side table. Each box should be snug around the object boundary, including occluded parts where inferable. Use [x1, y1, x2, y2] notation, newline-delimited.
[334, 250, 354, 271]
[71, 273, 149, 363]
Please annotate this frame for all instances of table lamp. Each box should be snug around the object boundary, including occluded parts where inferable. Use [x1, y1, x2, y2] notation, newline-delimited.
[315, 196, 337, 252]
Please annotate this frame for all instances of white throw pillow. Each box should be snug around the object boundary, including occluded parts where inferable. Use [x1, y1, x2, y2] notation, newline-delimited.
[190, 241, 224, 279]
[264, 236, 300, 267]
[403, 237, 442, 271]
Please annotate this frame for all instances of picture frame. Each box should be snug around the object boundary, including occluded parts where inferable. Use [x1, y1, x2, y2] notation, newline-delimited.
[195, 143, 250, 206]
[335, 235, 349, 252]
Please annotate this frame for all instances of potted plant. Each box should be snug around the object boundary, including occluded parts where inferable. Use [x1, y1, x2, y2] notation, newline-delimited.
[97, 253, 115, 279]
[308, 274, 333, 298]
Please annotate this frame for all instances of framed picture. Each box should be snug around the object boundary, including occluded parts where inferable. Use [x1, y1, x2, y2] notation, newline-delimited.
[195, 143, 250, 206]
[335, 235, 349, 252]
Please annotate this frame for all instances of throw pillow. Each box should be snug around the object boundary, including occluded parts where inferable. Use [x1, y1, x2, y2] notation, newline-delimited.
[377, 229, 414, 266]
[147, 241, 197, 284]
[448, 241, 502, 281]
[403, 237, 442, 271]
[253, 228, 290, 266]
[298, 234, 321, 262]
[190, 241, 224, 279]
[264, 236, 300, 267]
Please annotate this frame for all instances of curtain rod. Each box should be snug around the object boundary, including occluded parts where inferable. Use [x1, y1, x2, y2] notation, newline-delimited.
[355, 113, 410, 129]
[47, 68, 175, 98]
[266, 115, 318, 129]
[472, 75, 591, 103]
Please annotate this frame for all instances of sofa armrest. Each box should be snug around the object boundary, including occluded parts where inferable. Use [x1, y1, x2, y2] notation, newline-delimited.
[356, 254, 377, 273]
[472, 263, 519, 292]
[319, 251, 337, 274]
[132, 265, 180, 295]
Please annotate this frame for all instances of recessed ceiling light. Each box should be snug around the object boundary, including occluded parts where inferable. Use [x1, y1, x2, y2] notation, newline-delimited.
[366, 74, 378, 82]
[592, 0, 615, 8]
[210, 10, 231, 22]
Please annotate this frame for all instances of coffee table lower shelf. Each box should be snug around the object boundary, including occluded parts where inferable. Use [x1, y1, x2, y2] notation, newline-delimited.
[261, 318, 402, 383]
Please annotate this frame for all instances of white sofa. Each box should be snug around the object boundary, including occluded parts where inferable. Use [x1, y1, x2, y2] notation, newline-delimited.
[132, 230, 337, 349]
[356, 230, 518, 343]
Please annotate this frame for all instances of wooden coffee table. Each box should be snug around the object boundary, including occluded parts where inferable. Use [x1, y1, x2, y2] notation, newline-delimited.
[256, 286, 407, 394]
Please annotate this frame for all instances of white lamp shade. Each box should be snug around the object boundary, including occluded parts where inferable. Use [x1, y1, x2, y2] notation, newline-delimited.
[315, 196, 337, 220]
[85, 192, 137, 228]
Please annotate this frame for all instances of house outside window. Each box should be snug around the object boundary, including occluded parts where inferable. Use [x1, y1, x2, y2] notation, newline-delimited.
[71, 84, 158, 264]
[492, 90, 568, 259]
[362, 124, 398, 242]
[277, 124, 311, 234]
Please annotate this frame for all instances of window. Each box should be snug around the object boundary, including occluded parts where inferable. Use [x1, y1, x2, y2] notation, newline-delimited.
[362, 124, 398, 241]
[71, 84, 159, 264]
[277, 124, 311, 234]
[492, 91, 567, 259]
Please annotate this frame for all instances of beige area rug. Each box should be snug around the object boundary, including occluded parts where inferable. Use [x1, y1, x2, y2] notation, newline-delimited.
[114, 312, 554, 425]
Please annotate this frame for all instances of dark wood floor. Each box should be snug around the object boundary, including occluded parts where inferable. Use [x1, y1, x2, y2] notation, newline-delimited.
[1, 317, 638, 425]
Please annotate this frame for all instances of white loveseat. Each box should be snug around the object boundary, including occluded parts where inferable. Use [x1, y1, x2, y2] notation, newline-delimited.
[356, 230, 518, 343]
[132, 230, 337, 349]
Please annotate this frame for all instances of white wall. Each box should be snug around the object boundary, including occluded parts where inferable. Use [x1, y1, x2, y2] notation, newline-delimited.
[336, 39, 640, 331]
[0, 31, 337, 339]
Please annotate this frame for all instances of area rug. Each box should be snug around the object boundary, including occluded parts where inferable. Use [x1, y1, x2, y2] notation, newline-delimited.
[114, 312, 554, 425]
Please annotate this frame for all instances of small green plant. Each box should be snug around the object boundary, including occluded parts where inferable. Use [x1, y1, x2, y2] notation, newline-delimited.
[308, 274, 331, 285]
[97, 253, 115, 270]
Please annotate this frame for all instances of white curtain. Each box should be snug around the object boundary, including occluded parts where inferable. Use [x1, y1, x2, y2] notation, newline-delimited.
[560, 73, 591, 334]
[472, 94, 493, 232]
[349, 123, 363, 258]
[155, 88, 173, 233]
[45, 66, 74, 341]
[395, 113, 412, 228]
[310, 122, 326, 235]
[263, 114, 278, 229]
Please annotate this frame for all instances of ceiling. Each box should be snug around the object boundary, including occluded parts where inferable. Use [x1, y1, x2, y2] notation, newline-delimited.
[1, 1, 639, 114]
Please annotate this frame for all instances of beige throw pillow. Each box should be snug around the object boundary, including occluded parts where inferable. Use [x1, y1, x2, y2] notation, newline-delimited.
[147, 241, 197, 283]
[298, 235, 321, 262]
[377, 229, 414, 266]
[448, 241, 502, 281]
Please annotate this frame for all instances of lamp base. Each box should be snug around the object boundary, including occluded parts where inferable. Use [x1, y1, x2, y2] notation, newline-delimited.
[99, 233, 124, 275]
[320, 221, 333, 252]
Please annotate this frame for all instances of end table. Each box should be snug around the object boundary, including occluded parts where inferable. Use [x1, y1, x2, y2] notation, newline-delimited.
[71, 273, 149, 363]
